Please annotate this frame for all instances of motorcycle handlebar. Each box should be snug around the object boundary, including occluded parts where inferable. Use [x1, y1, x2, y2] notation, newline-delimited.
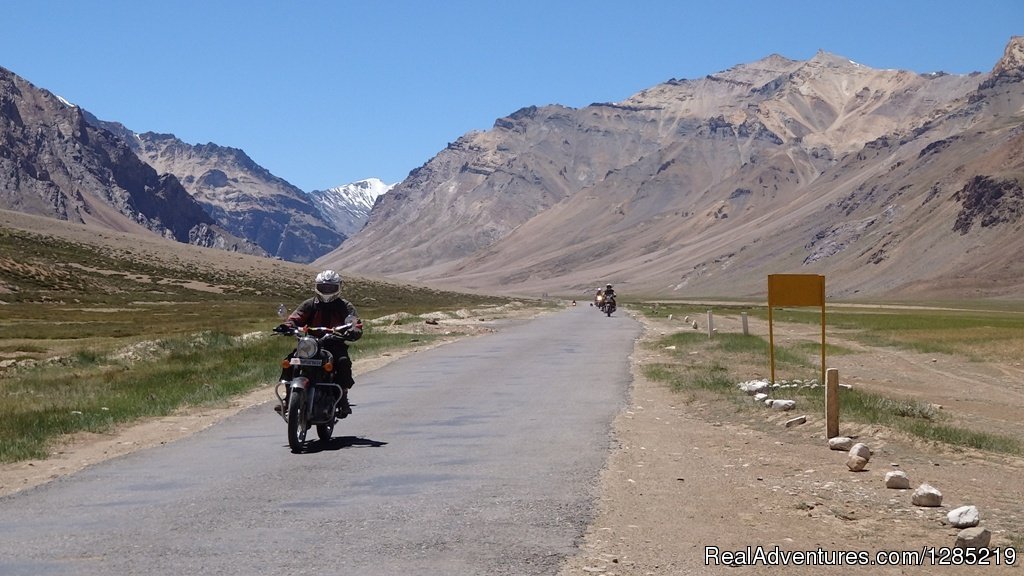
[272, 323, 354, 336]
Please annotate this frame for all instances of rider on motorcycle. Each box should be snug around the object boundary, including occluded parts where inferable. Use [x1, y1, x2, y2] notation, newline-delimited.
[603, 284, 616, 302]
[275, 269, 362, 416]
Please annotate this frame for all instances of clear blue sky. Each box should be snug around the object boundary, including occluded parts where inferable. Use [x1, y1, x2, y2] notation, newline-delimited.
[2, 1, 1020, 192]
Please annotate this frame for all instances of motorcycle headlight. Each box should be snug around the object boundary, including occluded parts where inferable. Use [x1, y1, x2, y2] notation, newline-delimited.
[295, 336, 318, 359]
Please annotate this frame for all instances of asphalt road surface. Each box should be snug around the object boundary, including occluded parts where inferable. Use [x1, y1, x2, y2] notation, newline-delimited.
[0, 306, 640, 576]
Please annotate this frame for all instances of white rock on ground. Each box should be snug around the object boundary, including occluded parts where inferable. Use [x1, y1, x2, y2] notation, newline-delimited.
[911, 483, 943, 507]
[737, 380, 771, 395]
[769, 399, 796, 411]
[884, 470, 911, 489]
[947, 505, 980, 528]
[785, 415, 807, 427]
[828, 437, 854, 451]
[849, 443, 871, 461]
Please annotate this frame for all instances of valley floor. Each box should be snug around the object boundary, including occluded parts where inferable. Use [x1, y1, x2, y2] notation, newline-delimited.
[2, 306, 1022, 575]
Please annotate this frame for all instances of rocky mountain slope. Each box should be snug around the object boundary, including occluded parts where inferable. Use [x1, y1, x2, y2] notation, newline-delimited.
[84, 116, 347, 263]
[320, 38, 1024, 301]
[0, 66, 259, 255]
[0, 65, 380, 264]
[128, 132, 345, 263]
[310, 178, 393, 238]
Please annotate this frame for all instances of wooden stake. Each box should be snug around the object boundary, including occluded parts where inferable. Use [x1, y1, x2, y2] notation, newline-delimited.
[825, 368, 839, 439]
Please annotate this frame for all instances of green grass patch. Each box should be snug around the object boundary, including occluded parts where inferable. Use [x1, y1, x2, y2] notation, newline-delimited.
[641, 301, 1024, 363]
[748, 306, 1024, 361]
[0, 328, 449, 463]
[642, 362, 733, 393]
[643, 314, 1024, 456]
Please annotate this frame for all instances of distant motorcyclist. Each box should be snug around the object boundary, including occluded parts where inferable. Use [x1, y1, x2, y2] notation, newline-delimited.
[274, 269, 362, 416]
[603, 284, 616, 300]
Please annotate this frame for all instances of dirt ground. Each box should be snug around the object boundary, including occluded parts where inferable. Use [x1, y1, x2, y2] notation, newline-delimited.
[2, 306, 1022, 575]
[558, 310, 1024, 575]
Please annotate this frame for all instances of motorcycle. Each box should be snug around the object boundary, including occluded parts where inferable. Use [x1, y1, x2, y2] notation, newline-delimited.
[272, 315, 358, 452]
[595, 293, 605, 311]
[604, 294, 617, 316]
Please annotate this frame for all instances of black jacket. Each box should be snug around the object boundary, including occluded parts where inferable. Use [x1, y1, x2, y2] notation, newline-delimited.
[284, 297, 362, 342]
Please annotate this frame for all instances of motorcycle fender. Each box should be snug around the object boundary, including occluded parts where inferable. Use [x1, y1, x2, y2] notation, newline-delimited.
[289, 376, 311, 392]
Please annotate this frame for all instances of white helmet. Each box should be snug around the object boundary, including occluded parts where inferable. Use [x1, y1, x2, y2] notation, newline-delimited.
[314, 269, 343, 302]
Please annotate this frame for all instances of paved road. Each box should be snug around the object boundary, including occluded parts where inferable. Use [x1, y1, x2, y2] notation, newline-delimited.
[0, 306, 640, 576]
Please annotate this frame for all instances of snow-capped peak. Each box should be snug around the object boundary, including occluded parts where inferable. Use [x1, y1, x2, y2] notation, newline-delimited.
[321, 178, 394, 210]
[310, 178, 395, 237]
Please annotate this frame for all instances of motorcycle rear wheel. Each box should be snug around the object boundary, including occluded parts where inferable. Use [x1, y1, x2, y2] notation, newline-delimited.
[287, 389, 306, 451]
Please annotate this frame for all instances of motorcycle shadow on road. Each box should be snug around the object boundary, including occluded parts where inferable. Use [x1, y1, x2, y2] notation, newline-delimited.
[289, 436, 388, 454]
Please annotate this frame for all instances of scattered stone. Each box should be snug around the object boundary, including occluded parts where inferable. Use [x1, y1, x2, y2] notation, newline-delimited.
[769, 399, 796, 411]
[849, 443, 871, 461]
[664, 345, 677, 351]
[846, 455, 868, 471]
[424, 318, 439, 325]
[911, 483, 943, 507]
[784, 415, 807, 427]
[828, 437, 854, 451]
[884, 470, 910, 489]
[947, 505, 980, 528]
[753, 393, 768, 403]
[838, 383, 853, 390]
[955, 526, 991, 548]
[691, 321, 698, 329]
[737, 380, 771, 395]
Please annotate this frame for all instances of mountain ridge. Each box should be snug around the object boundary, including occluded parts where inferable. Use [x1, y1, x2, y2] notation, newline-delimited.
[0, 65, 259, 255]
[318, 38, 1024, 300]
[0, 70, 383, 264]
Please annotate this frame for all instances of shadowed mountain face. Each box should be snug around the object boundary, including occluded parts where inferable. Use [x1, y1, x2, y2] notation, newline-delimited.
[0, 80, 348, 263]
[319, 39, 1024, 300]
[129, 134, 347, 263]
[99, 128, 344, 264]
[0, 66, 257, 254]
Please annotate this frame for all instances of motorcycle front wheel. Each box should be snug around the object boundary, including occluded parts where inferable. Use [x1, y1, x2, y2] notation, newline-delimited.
[287, 389, 306, 451]
[316, 422, 334, 441]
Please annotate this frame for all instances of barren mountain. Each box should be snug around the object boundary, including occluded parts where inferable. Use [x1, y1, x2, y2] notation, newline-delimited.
[319, 38, 1024, 301]
[124, 131, 344, 263]
[0, 66, 258, 254]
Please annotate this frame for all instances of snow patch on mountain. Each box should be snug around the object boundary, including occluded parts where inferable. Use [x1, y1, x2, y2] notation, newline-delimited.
[310, 178, 394, 237]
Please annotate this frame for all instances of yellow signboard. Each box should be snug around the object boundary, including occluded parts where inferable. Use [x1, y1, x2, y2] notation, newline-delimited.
[767, 274, 826, 385]
[768, 274, 825, 307]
